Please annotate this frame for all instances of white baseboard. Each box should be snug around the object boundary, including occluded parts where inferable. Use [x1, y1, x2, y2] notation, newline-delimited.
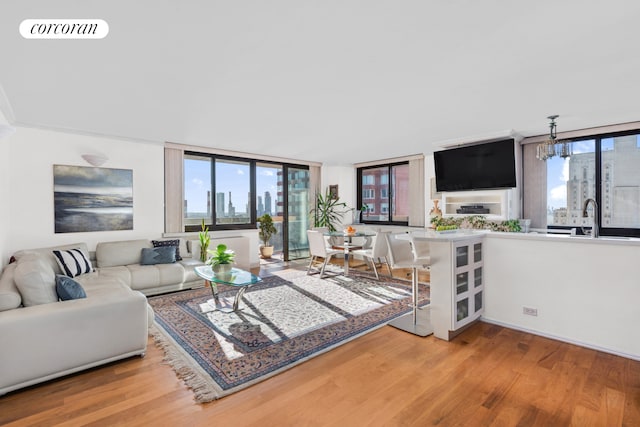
[480, 316, 640, 362]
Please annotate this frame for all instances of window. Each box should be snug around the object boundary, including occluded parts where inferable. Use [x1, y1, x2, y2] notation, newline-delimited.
[527, 130, 640, 237]
[215, 158, 252, 226]
[184, 154, 212, 228]
[546, 140, 595, 228]
[183, 152, 309, 234]
[357, 162, 409, 225]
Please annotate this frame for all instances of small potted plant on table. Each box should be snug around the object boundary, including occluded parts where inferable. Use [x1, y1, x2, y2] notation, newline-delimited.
[257, 213, 277, 258]
[206, 243, 235, 276]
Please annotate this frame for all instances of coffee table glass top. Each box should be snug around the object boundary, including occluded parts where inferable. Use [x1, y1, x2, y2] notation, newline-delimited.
[195, 266, 261, 287]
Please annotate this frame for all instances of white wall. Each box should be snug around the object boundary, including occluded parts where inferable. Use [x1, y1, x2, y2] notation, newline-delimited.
[0, 132, 10, 269]
[3, 126, 165, 260]
[483, 234, 640, 360]
[321, 165, 356, 225]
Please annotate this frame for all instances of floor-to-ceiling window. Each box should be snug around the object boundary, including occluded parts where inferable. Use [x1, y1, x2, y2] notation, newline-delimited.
[286, 167, 310, 259]
[182, 151, 309, 259]
[256, 162, 284, 256]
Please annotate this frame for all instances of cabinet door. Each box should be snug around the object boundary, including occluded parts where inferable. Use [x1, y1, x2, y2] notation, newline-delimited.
[453, 238, 484, 329]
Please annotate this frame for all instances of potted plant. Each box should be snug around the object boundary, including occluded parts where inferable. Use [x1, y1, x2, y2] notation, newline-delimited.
[310, 189, 350, 232]
[257, 213, 277, 258]
[205, 243, 235, 275]
[198, 218, 210, 262]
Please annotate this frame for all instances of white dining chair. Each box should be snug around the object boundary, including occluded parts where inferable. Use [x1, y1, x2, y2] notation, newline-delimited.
[351, 231, 391, 279]
[384, 233, 433, 336]
[306, 230, 342, 279]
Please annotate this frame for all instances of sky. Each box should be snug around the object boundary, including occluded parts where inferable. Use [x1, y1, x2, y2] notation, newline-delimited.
[184, 158, 279, 214]
[546, 140, 595, 212]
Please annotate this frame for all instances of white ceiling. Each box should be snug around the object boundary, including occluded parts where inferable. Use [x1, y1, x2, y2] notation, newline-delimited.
[1, 1, 640, 165]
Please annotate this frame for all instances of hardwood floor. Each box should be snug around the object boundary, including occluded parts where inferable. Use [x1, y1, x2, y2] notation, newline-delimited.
[1, 261, 638, 426]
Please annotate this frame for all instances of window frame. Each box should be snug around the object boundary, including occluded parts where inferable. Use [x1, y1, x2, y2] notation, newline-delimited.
[533, 128, 640, 238]
[183, 151, 309, 232]
[356, 161, 410, 226]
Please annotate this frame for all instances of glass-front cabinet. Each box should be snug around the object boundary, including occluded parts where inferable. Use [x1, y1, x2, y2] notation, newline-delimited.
[453, 239, 484, 329]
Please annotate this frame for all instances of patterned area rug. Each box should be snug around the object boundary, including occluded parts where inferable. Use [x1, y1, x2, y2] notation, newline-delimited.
[148, 268, 429, 403]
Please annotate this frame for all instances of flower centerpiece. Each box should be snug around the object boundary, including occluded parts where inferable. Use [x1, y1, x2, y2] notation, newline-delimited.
[206, 243, 235, 276]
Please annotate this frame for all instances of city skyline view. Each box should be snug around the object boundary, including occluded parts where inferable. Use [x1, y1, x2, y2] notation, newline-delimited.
[184, 157, 279, 217]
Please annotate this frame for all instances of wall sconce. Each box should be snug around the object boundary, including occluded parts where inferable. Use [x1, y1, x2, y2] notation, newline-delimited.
[81, 154, 108, 167]
[536, 115, 572, 161]
[0, 124, 16, 140]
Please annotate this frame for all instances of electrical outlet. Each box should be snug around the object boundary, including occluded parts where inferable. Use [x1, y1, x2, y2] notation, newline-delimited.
[523, 307, 538, 316]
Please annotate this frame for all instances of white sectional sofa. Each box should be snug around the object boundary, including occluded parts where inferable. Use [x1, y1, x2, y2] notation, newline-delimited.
[93, 238, 204, 296]
[0, 238, 206, 396]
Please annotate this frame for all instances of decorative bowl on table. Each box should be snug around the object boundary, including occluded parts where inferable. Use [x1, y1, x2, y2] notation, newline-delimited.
[343, 226, 356, 236]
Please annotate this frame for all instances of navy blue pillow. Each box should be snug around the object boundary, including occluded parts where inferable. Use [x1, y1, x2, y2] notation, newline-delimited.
[152, 239, 182, 261]
[55, 275, 87, 301]
[141, 246, 176, 265]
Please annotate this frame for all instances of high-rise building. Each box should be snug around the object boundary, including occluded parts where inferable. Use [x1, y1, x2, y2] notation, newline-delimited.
[257, 195, 264, 216]
[216, 192, 225, 218]
[555, 135, 640, 227]
[264, 191, 272, 215]
[228, 191, 235, 217]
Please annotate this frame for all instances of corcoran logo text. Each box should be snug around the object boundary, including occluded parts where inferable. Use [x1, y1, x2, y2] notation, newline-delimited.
[20, 19, 109, 39]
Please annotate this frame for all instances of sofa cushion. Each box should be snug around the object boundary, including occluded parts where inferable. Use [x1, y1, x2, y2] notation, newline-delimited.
[151, 239, 182, 261]
[55, 275, 87, 301]
[91, 266, 132, 287]
[53, 248, 93, 278]
[96, 239, 151, 268]
[0, 263, 22, 312]
[13, 243, 91, 275]
[140, 247, 176, 265]
[126, 263, 185, 291]
[13, 258, 57, 306]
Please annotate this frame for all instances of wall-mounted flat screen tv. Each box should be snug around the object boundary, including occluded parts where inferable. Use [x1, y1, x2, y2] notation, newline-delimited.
[434, 139, 516, 192]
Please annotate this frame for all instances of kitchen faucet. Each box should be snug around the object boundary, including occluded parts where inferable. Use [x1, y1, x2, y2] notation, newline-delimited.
[582, 198, 599, 238]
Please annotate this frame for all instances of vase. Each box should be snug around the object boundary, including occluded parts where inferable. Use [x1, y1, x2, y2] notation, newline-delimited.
[429, 199, 443, 227]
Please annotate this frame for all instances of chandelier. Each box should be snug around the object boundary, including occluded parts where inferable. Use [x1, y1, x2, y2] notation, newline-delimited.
[536, 115, 572, 161]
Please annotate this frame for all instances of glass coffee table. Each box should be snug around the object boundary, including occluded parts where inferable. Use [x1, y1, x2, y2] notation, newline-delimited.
[194, 266, 262, 313]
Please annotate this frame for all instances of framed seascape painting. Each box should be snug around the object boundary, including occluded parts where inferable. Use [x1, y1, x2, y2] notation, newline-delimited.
[54, 165, 133, 233]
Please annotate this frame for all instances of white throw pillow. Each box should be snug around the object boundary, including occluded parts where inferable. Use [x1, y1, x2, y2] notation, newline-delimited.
[53, 248, 93, 278]
[14, 258, 58, 306]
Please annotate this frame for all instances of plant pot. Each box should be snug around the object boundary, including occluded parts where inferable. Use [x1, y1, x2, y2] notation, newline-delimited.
[212, 263, 232, 276]
[260, 245, 274, 259]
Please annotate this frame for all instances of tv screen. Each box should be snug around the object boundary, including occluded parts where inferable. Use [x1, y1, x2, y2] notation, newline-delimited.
[434, 139, 516, 192]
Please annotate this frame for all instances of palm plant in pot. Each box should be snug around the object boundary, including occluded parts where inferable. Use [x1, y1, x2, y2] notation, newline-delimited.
[310, 189, 350, 232]
[206, 243, 235, 276]
[257, 213, 277, 258]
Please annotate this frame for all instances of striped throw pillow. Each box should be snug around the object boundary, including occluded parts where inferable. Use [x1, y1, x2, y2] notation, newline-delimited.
[53, 248, 93, 278]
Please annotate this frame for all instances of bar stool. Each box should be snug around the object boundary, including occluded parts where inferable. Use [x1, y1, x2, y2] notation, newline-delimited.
[385, 233, 433, 336]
